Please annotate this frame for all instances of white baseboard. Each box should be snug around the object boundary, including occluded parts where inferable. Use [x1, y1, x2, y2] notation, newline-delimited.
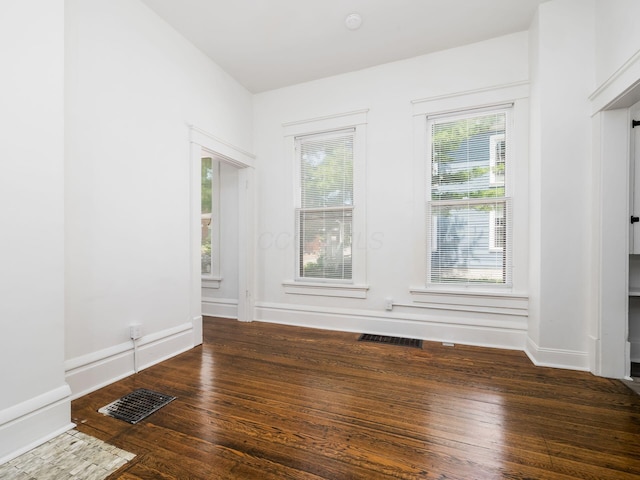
[0, 385, 74, 464]
[65, 323, 195, 400]
[525, 337, 590, 372]
[255, 302, 527, 351]
[202, 297, 238, 319]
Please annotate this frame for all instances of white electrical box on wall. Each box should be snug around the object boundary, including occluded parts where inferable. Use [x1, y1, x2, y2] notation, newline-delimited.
[129, 324, 142, 340]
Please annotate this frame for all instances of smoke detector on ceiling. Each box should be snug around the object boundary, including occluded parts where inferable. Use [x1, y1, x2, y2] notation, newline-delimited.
[345, 13, 362, 30]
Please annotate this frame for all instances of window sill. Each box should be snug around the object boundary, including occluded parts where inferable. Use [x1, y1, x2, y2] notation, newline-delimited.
[283, 281, 369, 299]
[409, 287, 528, 316]
[202, 276, 223, 289]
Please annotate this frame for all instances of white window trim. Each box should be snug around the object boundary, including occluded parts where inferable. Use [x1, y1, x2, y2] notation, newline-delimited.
[410, 83, 529, 298]
[202, 276, 222, 289]
[488, 208, 506, 253]
[201, 155, 221, 287]
[489, 133, 506, 186]
[431, 214, 438, 252]
[282, 110, 369, 298]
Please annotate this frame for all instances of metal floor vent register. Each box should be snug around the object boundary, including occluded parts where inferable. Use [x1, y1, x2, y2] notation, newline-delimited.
[358, 334, 423, 349]
[98, 388, 176, 424]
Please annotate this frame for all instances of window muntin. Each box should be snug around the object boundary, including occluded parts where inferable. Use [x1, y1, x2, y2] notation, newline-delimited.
[296, 129, 354, 282]
[489, 134, 506, 186]
[428, 109, 511, 286]
[489, 208, 506, 252]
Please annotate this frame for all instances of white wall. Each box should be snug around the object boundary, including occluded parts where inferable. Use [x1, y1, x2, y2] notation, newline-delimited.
[64, 0, 253, 398]
[594, 0, 640, 87]
[253, 33, 531, 350]
[0, 0, 73, 463]
[526, 0, 595, 370]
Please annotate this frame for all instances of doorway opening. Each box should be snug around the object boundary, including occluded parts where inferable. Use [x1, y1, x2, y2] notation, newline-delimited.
[189, 126, 255, 346]
[200, 153, 240, 319]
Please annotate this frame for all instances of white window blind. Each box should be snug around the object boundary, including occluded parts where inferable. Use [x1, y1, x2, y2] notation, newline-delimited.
[296, 129, 354, 281]
[428, 109, 512, 285]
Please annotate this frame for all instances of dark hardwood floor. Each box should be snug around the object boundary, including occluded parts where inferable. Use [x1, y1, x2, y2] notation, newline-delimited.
[71, 317, 640, 479]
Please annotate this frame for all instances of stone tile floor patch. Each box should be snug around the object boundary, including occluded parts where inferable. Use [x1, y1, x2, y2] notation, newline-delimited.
[0, 430, 135, 480]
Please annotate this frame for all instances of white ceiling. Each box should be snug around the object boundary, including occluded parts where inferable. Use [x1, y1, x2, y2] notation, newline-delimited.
[141, 0, 548, 93]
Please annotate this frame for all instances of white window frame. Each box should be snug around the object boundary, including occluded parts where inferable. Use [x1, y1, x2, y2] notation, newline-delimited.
[489, 133, 506, 186]
[431, 214, 438, 252]
[410, 82, 529, 300]
[201, 155, 222, 289]
[282, 110, 369, 298]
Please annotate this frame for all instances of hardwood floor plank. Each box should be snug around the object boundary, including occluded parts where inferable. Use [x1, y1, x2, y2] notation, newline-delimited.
[72, 317, 640, 479]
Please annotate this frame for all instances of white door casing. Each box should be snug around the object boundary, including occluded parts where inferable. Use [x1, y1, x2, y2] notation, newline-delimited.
[189, 126, 256, 345]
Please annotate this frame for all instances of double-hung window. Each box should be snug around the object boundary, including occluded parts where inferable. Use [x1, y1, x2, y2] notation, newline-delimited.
[295, 129, 354, 282]
[283, 109, 368, 298]
[427, 107, 512, 286]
